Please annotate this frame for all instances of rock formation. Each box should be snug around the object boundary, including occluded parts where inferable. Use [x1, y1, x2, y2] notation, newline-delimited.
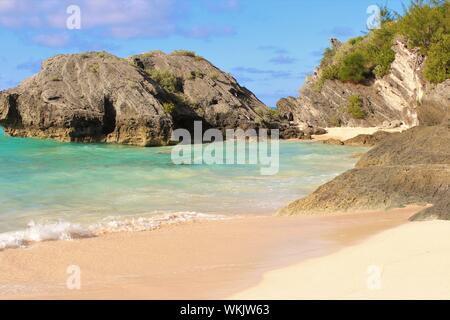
[278, 125, 450, 220]
[0, 50, 302, 146]
[278, 40, 450, 129]
[322, 131, 397, 147]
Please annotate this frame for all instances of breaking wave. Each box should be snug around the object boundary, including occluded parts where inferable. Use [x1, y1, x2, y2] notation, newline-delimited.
[0, 212, 226, 250]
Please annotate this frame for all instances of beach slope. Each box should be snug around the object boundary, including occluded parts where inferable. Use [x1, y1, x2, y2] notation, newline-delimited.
[232, 221, 450, 300]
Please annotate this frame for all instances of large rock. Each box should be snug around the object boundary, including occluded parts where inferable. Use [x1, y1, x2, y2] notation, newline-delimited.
[278, 126, 450, 220]
[278, 40, 449, 129]
[343, 131, 396, 147]
[0, 52, 173, 146]
[128, 51, 278, 135]
[0, 50, 300, 146]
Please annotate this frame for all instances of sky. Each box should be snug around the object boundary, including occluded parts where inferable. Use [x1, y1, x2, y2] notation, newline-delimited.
[0, 0, 405, 108]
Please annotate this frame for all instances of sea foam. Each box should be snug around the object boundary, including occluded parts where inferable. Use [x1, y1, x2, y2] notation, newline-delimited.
[0, 212, 225, 250]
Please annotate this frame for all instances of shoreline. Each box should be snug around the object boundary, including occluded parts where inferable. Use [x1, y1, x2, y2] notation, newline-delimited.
[312, 126, 407, 142]
[0, 206, 422, 299]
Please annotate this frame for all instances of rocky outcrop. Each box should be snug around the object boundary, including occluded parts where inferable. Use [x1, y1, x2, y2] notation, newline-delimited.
[0, 52, 174, 146]
[278, 126, 450, 220]
[0, 51, 302, 146]
[333, 131, 396, 147]
[278, 40, 449, 129]
[130, 52, 260, 133]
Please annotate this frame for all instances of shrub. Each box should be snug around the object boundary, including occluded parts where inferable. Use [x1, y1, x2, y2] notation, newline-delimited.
[347, 95, 366, 119]
[397, 0, 448, 54]
[313, 65, 339, 92]
[313, 1, 449, 89]
[141, 50, 165, 58]
[188, 70, 204, 80]
[423, 32, 450, 83]
[146, 69, 183, 93]
[348, 36, 365, 46]
[320, 47, 337, 68]
[338, 53, 368, 83]
[162, 102, 175, 113]
[88, 63, 100, 74]
[365, 22, 398, 78]
[171, 50, 197, 57]
[209, 71, 220, 80]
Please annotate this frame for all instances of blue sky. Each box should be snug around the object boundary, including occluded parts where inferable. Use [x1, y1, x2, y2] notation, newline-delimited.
[0, 0, 404, 107]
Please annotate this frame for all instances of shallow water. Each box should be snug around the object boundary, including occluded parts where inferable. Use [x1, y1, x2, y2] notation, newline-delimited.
[0, 127, 366, 247]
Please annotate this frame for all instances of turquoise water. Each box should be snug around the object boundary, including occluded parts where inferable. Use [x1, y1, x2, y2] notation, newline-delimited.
[0, 127, 365, 244]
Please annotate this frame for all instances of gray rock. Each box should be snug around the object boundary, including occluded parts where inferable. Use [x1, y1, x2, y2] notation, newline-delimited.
[277, 41, 449, 128]
[322, 139, 344, 146]
[0, 50, 296, 146]
[1, 52, 173, 146]
[278, 126, 450, 220]
[343, 131, 395, 147]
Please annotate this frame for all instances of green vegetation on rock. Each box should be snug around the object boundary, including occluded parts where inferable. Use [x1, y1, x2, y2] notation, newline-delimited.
[423, 32, 450, 83]
[146, 69, 183, 93]
[141, 50, 165, 58]
[315, 0, 449, 89]
[162, 102, 175, 113]
[172, 50, 197, 57]
[347, 95, 366, 119]
[338, 52, 368, 83]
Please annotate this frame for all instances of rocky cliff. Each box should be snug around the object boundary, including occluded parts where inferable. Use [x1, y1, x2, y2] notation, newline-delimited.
[0, 51, 300, 146]
[278, 125, 450, 220]
[278, 40, 450, 129]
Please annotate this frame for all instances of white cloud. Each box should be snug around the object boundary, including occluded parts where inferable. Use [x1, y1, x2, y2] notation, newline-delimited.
[33, 33, 69, 47]
[0, 0, 178, 38]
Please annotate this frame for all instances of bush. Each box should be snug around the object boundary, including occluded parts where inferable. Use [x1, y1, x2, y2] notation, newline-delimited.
[397, 0, 448, 54]
[320, 47, 337, 68]
[423, 32, 450, 83]
[338, 53, 368, 83]
[88, 63, 100, 74]
[171, 50, 197, 57]
[347, 95, 366, 119]
[209, 71, 220, 80]
[313, 1, 449, 89]
[146, 69, 183, 93]
[162, 102, 175, 113]
[313, 65, 339, 92]
[141, 50, 165, 58]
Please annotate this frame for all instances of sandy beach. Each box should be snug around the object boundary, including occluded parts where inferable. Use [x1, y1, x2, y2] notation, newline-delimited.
[232, 220, 450, 300]
[0, 206, 424, 300]
[312, 127, 407, 142]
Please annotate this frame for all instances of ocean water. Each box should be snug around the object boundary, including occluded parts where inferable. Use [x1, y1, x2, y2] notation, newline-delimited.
[0, 126, 366, 248]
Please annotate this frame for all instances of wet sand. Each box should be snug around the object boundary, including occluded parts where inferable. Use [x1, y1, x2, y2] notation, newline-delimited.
[0, 206, 421, 299]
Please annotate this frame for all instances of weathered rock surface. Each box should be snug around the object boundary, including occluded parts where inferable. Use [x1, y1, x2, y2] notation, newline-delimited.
[342, 131, 396, 147]
[321, 131, 395, 147]
[0, 50, 302, 146]
[0, 52, 173, 146]
[278, 126, 450, 220]
[129, 51, 276, 134]
[278, 40, 450, 129]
